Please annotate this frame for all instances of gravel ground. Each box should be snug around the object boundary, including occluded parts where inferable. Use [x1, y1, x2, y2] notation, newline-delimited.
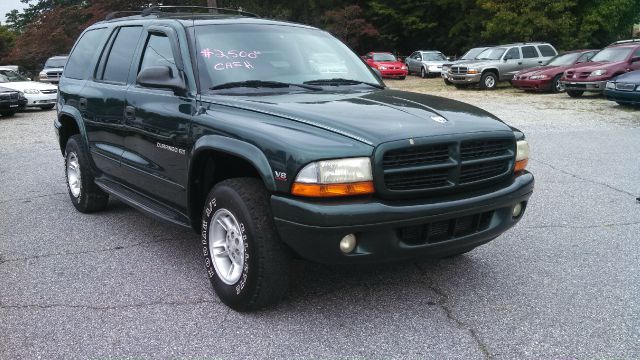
[1, 79, 639, 359]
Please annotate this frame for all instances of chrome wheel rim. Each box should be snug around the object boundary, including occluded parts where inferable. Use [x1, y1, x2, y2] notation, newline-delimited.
[421, 68, 426, 78]
[485, 76, 495, 88]
[66, 152, 81, 198]
[208, 208, 245, 285]
[556, 78, 564, 92]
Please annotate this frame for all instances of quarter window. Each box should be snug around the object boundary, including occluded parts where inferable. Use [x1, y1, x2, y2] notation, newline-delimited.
[504, 47, 520, 60]
[537, 45, 557, 57]
[65, 28, 107, 80]
[139, 33, 178, 75]
[522, 46, 539, 59]
[101, 26, 143, 83]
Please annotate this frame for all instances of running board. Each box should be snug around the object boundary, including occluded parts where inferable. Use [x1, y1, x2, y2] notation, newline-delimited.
[95, 178, 191, 229]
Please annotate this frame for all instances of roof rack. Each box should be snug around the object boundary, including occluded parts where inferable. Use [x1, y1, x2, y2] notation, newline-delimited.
[609, 39, 640, 46]
[141, 6, 258, 18]
[105, 6, 258, 21]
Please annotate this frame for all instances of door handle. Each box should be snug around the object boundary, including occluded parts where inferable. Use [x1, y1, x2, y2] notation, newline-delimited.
[538, 61, 543, 64]
[518, 62, 523, 65]
[125, 106, 136, 120]
[79, 98, 87, 110]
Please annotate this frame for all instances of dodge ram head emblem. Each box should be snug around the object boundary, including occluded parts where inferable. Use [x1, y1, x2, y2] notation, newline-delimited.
[431, 115, 448, 124]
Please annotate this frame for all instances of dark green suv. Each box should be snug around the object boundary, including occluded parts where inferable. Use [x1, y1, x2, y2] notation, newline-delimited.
[55, 7, 534, 311]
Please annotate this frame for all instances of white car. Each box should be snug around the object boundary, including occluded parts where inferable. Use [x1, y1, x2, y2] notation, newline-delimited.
[0, 68, 57, 110]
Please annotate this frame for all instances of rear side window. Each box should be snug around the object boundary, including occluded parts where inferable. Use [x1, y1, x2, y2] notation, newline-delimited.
[139, 33, 178, 75]
[537, 45, 557, 57]
[505, 47, 520, 59]
[64, 28, 107, 80]
[101, 26, 143, 84]
[522, 46, 539, 58]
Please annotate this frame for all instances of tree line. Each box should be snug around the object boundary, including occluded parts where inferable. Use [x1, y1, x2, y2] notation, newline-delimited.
[1, 0, 639, 70]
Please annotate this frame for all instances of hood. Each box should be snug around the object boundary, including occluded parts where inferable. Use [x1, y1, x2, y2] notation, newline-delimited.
[612, 70, 640, 82]
[566, 61, 622, 73]
[0, 81, 57, 91]
[0, 86, 19, 93]
[516, 65, 566, 77]
[444, 59, 478, 67]
[455, 60, 499, 68]
[201, 89, 512, 145]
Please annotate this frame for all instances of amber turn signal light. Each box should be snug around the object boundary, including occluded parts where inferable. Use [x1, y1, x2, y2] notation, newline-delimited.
[291, 181, 375, 197]
[514, 159, 528, 172]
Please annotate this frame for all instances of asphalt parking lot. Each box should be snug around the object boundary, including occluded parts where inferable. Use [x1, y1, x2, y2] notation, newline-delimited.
[1, 79, 639, 359]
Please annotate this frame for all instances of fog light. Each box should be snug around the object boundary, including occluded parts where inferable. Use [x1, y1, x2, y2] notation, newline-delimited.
[339, 234, 357, 253]
[512, 203, 524, 218]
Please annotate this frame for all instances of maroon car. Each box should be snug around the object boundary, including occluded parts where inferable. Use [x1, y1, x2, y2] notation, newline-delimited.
[561, 40, 640, 97]
[511, 50, 598, 93]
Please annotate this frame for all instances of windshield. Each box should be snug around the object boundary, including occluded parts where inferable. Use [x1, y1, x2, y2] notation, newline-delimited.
[372, 53, 397, 62]
[422, 53, 446, 61]
[45, 58, 67, 68]
[0, 69, 29, 82]
[546, 52, 582, 66]
[590, 47, 633, 62]
[476, 47, 506, 60]
[461, 47, 486, 60]
[195, 24, 380, 91]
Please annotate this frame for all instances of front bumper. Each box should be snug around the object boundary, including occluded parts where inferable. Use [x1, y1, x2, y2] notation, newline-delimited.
[0, 99, 27, 111]
[447, 73, 482, 84]
[604, 89, 640, 105]
[272, 172, 534, 264]
[511, 78, 553, 91]
[561, 80, 607, 92]
[24, 92, 57, 107]
[380, 69, 408, 78]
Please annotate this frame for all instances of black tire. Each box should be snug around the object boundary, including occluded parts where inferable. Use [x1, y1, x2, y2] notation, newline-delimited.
[0, 111, 16, 117]
[420, 67, 427, 78]
[64, 135, 109, 213]
[479, 72, 498, 90]
[40, 105, 55, 110]
[454, 84, 468, 89]
[399, 76, 406, 80]
[567, 90, 584, 98]
[444, 78, 453, 86]
[551, 74, 564, 93]
[616, 101, 631, 106]
[201, 178, 290, 311]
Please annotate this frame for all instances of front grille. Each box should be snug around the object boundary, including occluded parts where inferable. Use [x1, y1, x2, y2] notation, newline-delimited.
[46, 71, 62, 77]
[40, 89, 57, 94]
[398, 210, 495, 245]
[450, 66, 468, 74]
[380, 137, 514, 195]
[616, 83, 636, 91]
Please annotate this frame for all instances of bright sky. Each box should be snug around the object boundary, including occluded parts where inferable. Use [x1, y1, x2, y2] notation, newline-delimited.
[0, 0, 29, 25]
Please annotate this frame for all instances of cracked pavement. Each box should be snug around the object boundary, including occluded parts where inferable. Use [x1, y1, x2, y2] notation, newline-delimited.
[1, 79, 640, 359]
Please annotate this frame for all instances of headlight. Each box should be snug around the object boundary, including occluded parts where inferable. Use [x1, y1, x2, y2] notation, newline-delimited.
[23, 89, 40, 94]
[401, 65, 407, 70]
[467, 68, 479, 74]
[529, 75, 548, 80]
[379, 66, 387, 70]
[291, 157, 374, 197]
[442, 65, 449, 71]
[515, 140, 529, 172]
[18, 91, 26, 99]
[589, 69, 607, 77]
[39, 72, 47, 80]
[636, 85, 640, 91]
[606, 81, 615, 89]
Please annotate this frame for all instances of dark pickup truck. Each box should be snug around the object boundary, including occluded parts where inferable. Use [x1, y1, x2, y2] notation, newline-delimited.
[55, 7, 533, 311]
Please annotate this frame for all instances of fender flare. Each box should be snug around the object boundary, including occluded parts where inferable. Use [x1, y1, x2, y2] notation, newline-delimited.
[190, 135, 277, 192]
[56, 104, 88, 151]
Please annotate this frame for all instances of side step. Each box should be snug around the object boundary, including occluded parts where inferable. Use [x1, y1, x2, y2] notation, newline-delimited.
[95, 178, 192, 229]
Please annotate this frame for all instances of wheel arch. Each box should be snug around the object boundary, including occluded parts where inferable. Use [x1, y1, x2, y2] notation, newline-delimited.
[482, 68, 499, 77]
[188, 135, 277, 232]
[56, 106, 86, 155]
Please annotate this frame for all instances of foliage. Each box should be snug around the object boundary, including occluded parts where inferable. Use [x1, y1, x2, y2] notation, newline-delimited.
[324, 5, 378, 49]
[0, 26, 17, 61]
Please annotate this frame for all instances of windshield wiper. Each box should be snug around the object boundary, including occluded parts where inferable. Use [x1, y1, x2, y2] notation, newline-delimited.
[210, 80, 321, 91]
[303, 78, 384, 89]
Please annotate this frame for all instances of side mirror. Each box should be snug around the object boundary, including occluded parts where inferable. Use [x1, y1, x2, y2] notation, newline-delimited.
[136, 66, 185, 93]
[629, 56, 640, 63]
[504, 56, 512, 61]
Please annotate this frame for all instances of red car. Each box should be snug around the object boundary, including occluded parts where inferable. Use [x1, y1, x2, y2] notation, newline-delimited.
[363, 52, 408, 79]
[511, 50, 598, 93]
[561, 40, 640, 97]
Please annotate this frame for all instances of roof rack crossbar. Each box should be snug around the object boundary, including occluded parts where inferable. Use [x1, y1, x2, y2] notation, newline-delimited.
[609, 39, 640, 46]
[140, 6, 258, 18]
[105, 11, 144, 21]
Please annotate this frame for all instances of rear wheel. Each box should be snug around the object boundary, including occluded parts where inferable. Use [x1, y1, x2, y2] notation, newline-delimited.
[479, 72, 497, 90]
[201, 178, 290, 311]
[567, 90, 584, 98]
[551, 74, 564, 93]
[64, 135, 109, 213]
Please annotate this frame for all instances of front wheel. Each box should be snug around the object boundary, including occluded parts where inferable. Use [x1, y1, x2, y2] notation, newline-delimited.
[420, 67, 427, 78]
[444, 78, 453, 85]
[201, 178, 290, 311]
[479, 72, 498, 90]
[64, 135, 109, 213]
[567, 90, 584, 98]
[551, 74, 564, 93]
[0, 111, 16, 117]
[399, 76, 406, 80]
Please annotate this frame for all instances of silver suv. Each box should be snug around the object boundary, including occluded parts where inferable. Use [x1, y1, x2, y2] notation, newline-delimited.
[39, 55, 68, 84]
[405, 50, 448, 78]
[447, 43, 558, 89]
